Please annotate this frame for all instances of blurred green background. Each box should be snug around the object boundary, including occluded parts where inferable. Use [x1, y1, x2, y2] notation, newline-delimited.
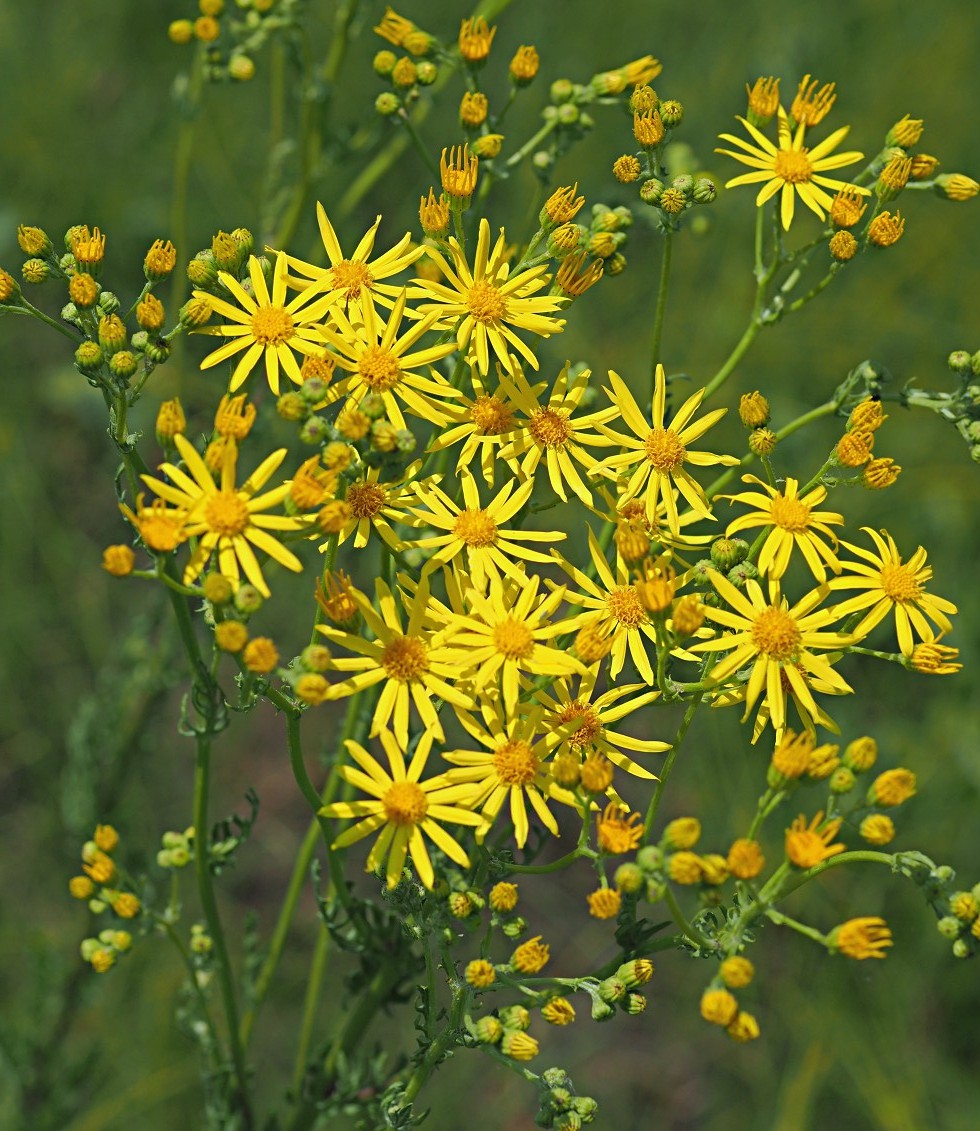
[1, 0, 978, 1128]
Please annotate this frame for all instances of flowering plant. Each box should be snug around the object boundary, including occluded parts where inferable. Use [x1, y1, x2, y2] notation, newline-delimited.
[4, 3, 978, 1128]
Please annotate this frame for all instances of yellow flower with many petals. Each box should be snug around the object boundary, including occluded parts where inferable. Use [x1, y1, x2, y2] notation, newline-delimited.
[196, 254, 339, 394]
[425, 366, 526, 485]
[412, 218, 565, 374]
[320, 729, 481, 889]
[496, 362, 617, 504]
[408, 470, 564, 588]
[427, 572, 586, 713]
[441, 699, 579, 848]
[322, 463, 430, 551]
[717, 107, 871, 230]
[594, 366, 738, 534]
[141, 434, 305, 596]
[693, 571, 854, 736]
[318, 290, 460, 429]
[723, 474, 843, 582]
[280, 203, 423, 309]
[550, 526, 659, 684]
[317, 578, 472, 747]
[827, 528, 956, 656]
[535, 668, 668, 780]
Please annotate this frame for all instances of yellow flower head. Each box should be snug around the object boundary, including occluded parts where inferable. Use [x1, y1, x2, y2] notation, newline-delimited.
[746, 76, 779, 125]
[412, 218, 565, 375]
[831, 916, 893, 959]
[587, 887, 622, 919]
[785, 811, 845, 868]
[511, 935, 549, 973]
[594, 366, 738, 535]
[791, 75, 836, 126]
[718, 108, 870, 229]
[319, 729, 482, 889]
[458, 16, 495, 63]
[597, 804, 644, 854]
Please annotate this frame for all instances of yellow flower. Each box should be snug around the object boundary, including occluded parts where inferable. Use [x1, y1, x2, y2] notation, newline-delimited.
[785, 810, 845, 868]
[593, 366, 738, 534]
[489, 881, 518, 912]
[727, 838, 765, 879]
[511, 936, 549, 973]
[319, 729, 481, 890]
[317, 290, 459, 429]
[534, 667, 668, 780]
[828, 528, 956, 656]
[717, 107, 870, 229]
[425, 366, 524, 486]
[316, 578, 473, 748]
[722, 475, 843, 582]
[280, 203, 423, 309]
[141, 434, 305, 597]
[195, 254, 339, 395]
[587, 887, 622, 919]
[442, 698, 580, 848]
[694, 571, 854, 736]
[495, 362, 617, 504]
[720, 956, 755, 988]
[541, 997, 575, 1025]
[790, 75, 836, 127]
[323, 463, 429, 551]
[427, 572, 586, 713]
[700, 989, 739, 1026]
[830, 916, 892, 959]
[411, 217, 566, 375]
[465, 959, 496, 988]
[869, 768, 916, 807]
[408, 470, 564, 589]
[909, 640, 961, 675]
[596, 805, 644, 854]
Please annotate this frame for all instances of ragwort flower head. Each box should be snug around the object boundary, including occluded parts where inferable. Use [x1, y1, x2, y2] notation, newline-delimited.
[594, 365, 739, 535]
[279, 203, 422, 310]
[828, 527, 956, 656]
[411, 217, 565, 375]
[319, 729, 481, 890]
[195, 254, 340, 395]
[717, 106, 871, 229]
[694, 571, 854, 737]
[141, 434, 305, 597]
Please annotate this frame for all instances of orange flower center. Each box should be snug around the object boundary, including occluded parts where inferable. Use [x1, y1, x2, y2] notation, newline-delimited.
[769, 493, 811, 532]
[381, 635, 429, 681]
[643, 427, 686, 471]
[556, 700, 603, 747]
[774, 148, 813, 184]
[382, 780, 428, 825]
[492, 617, 535, 660]
[204, 491, 250, 536]
[878, 562, 922, 603]
[751, 606, 802, 661]
[493, 739, 539, 785]
[454, 508, 498, 547]
[330, 259, 373, 300]
[250, 304, 294, 345]
[605, 584, 647, 628]
[529, 408, 572, 448]
[467, 279, 507, 324]
[471, 394, 514, 434]
[345, 482, 387, 518]
[357, 345, 402, 392]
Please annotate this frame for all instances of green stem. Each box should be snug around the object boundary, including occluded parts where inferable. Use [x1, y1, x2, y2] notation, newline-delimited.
[169, 50, 204, 318]
[194, 736, 254, 1127]
[643, 691, 704, 834]
[504, 117, 559, 169]
[290, 922, 331, 1096]
[509, 847, 592, 874]
[17, 298, 81, 341]
[663, 885, 713, 950]
[649, 232, 672, 380]
[765, 908, 828, 945]
[402, 979, 470, 1105]
[703, 318, 761, 400]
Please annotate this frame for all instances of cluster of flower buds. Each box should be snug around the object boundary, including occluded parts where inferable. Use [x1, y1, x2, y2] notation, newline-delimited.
[534, 1066, 599, 1129]
[168, 0, 303, 82]
[68, 825, 142, 972]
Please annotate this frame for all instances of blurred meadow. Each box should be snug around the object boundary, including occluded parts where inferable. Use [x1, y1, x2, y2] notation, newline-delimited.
[1, 0, 978, 1128]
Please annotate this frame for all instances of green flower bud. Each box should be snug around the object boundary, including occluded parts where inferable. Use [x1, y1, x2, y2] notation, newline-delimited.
[188, 250, 219, 287]
[639, 178, 664, 204]
[373, 50, 397, 76]
[829, 766, 856, 794]
[300, 377, 328, 405]
[572, 1096, 599, 1120]
[109, 351, 138, 380]
[395, 428, 417, 453]
[625, 992, 647, 1015]
[557, 103, 579, 125]
[502, 915, 527, 938]
[614, 862, 644, 894]
[727, 561, 759, 589]
[416, 60, 438, 85]
[299, 417, 331, 444]
[660, 100, 684, 127]
[948, 350, 972, 374]
[598, 976, 626, 1003]
[952, 938, 971, 959]
[375, 92, 400, 116]
[937, 915, 961, 939]
[499, 1004, 531, 1030]
[234, 584, 264, 615]
[22, 257, 49, 283]
[671, 174, 694, 196]
[590, 997, 616, 1022]
[97, 291, 120, 315]
[541, 1067, 572, 1091]
[693, 177, 717, 203]
[360, 392, 386, 419]
[550, 79, 575, 103]
[710, 536, 748, 570]
[75, 341, 104, 372]
[145, 340, 171, 365]
[635, 845, 663, 872]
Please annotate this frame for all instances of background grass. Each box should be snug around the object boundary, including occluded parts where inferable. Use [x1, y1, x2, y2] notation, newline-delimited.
[1, 0, 978, 1128]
